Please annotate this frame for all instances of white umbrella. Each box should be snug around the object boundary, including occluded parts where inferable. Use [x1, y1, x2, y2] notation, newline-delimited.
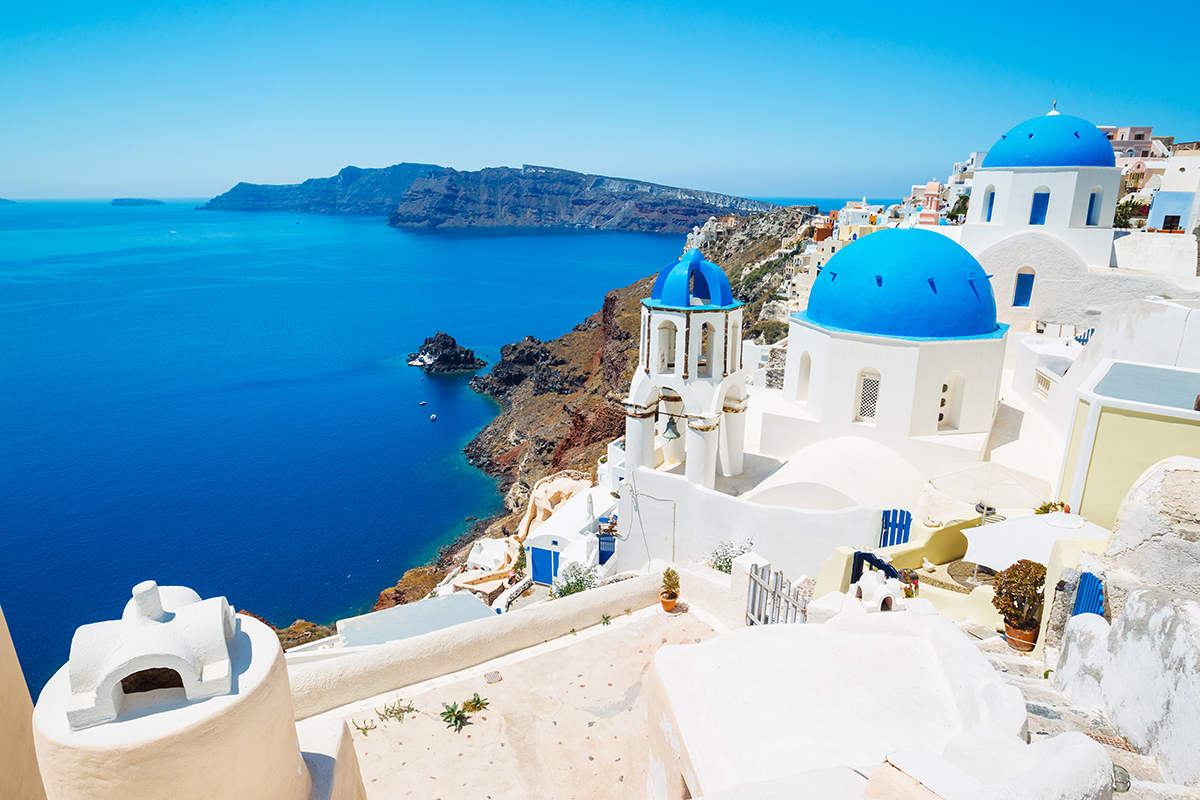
[964, 512, 1110, 572]
[930, 462, 1052, 511]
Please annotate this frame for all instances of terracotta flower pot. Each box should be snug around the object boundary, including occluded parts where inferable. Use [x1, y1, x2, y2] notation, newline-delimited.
[1004, 621, 1038, 651]
[660, 591, 678, 612]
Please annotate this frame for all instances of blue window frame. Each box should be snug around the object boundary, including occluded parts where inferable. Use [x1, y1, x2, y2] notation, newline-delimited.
[1013, 272, 1034, 307]
[986, 191, 995, 222]
[1086, 192, 1099, 226]
[1029, 192, 1050, 225]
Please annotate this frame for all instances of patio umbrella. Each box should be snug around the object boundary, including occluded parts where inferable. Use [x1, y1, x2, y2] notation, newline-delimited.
[930, 461, 1051, 511]
[964, 512, 1110, 572]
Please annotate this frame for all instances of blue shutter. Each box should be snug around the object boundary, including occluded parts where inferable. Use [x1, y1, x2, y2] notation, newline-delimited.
[1073, 572, 1105, 617]
[598, 534, 616, 565]
[1030, 192, 1050, 225]
[1086, 193, 1098, 226]
[879, 509, 912, 548]
[1013, 273, 1034, 307]
[986, 191, 995, 222]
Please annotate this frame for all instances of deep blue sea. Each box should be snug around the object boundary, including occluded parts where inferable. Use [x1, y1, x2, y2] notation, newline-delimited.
[0, 200, 682, 693]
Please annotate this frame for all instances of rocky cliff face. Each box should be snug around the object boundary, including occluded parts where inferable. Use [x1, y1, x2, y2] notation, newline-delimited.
[199, 161, 774, 234]
[199, 163, 442, 215]
[389, 165, 775, 233]
[465, 274, 653, 512]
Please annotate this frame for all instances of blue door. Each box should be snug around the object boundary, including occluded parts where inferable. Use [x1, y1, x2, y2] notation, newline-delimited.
[530, 547, 560, 585]
[1013, 272, 1035, 307]
[1029, 192, 1050, 225]
[598, 534, 616, 565]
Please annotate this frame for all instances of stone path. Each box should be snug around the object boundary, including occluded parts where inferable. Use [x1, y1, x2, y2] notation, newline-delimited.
[964, 623, 1200, 799]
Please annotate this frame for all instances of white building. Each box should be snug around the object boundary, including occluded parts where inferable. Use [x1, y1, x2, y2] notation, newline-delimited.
[612, 230, 1013, 578]
[948, 108, 1200, 331]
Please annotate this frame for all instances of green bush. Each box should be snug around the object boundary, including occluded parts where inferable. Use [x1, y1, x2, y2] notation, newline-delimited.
[514, 543, 527, 576]
[549, 563, 599, 599]
[708, 539, 753, 574]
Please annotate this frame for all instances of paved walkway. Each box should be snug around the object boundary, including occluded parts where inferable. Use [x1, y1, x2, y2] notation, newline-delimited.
[336, 606, 719, 800]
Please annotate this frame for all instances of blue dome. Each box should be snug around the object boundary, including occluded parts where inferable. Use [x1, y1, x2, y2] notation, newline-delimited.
[649, 249, 735, 309]
[802, 229, 1000, 339]
[982, 113, 1115, 169]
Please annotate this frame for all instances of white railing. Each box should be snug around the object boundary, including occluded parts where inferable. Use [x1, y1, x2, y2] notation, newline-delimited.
[1034, 370, 1052, 399]
[746, 563, 806, 625]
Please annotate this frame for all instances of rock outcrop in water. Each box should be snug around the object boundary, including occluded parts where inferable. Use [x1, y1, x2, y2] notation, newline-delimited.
[408, 332, 486, 373]
[111, 198, 165, 206]
[200, 162, 774, 234]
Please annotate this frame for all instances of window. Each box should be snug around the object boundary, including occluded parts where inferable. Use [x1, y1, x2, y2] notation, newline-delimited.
[656, 321, 678, 374]
[1134, 133, 1145, 141]
[856, 369, 880, 422]
[982, 185, 996, 222]
[1164, 215, 1181, 232]
[1086, 189, 1102, 226]
[1029, 191, 1050, 225]
[1141, 150, 1149, 157]
[938, 372, 964, 431]
[797, 351, 811, 402]
[1013, 268, 1035, 307]
[699, 322, 715, 378]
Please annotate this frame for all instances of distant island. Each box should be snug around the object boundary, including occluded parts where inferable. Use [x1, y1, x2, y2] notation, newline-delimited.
[200, 162, 775, 234]
[112, 198, 165, 206]
[0, 198, 15, 205]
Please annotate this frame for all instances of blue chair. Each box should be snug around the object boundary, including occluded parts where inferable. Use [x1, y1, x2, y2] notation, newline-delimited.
[879, 509, 913, 548]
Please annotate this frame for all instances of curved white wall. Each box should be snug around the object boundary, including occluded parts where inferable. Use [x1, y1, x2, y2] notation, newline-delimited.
[34, 616, 312, 800]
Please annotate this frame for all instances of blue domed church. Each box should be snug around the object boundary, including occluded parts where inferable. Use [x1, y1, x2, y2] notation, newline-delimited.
[769, 228, 1009, 472]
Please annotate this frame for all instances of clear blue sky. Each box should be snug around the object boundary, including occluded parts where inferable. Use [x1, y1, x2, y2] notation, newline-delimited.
[3, 0, 1197, 200]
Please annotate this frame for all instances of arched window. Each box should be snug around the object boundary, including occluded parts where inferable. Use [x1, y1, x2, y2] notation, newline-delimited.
[980, 185, 996, 223]
[1086, 187, 1103, 226]
[1029, 188, 1050, 225]
[797, 351, 812, 402]
[855, 368, 881, 422]
[699, 322, 715, 378]
[656, 321, 678, 374]
[938, 372, 965, 431]
[1013, 266, 1035, 308]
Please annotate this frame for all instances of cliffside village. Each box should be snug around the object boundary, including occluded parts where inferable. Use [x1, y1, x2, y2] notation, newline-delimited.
[5, 106, 1200, 800]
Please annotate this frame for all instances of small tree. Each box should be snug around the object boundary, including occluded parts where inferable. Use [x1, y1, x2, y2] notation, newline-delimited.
[549, 563, 599, 600]
[991, 559, 1046, 631]
[948, 193, 971, 218]
[514, 543, 527, 577]
[661, 567, 680, 599]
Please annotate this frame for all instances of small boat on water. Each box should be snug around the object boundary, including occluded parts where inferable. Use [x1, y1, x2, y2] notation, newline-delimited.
[419, 401, 427, 405]
[430, 414, 437, 422]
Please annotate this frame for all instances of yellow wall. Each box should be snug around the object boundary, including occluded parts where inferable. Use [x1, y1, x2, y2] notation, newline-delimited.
[1080, 408, 1200, 528]
[1058, 399, 1090, 504]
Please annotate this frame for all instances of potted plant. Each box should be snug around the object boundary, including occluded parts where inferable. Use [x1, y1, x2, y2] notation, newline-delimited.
[991, 559, 1046, 651]
[660, 567, 680, 612]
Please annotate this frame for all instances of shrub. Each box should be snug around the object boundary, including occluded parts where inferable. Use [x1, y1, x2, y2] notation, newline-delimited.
[661, 567, 680, 598]
[991, 559, 1046, 630]
[549, 563, 599, 599]
[1035, 501, 1068, 515]
[514, 543, 527, 577]
[708, 539, 753, 574]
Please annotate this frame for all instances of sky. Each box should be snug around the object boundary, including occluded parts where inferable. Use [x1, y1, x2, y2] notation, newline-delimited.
[2, 0, 1198, 200]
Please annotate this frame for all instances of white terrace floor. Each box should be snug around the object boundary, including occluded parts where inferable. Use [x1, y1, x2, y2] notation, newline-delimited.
[321, 606, 719, 799]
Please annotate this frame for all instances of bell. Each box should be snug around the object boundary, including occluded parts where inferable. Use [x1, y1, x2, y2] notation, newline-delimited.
[663, 417, 681, 440]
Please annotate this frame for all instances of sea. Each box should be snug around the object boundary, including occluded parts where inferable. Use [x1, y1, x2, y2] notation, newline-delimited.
[0, 200, 685, 693]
